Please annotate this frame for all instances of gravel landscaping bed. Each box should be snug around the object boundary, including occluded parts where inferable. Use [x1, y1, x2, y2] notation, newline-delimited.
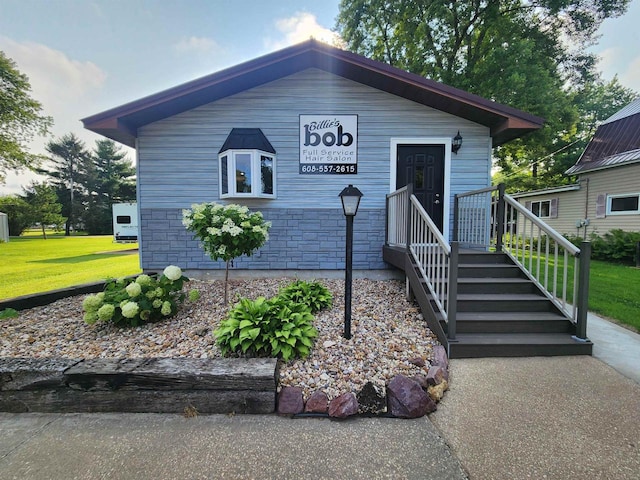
[1, 278, 441, 400]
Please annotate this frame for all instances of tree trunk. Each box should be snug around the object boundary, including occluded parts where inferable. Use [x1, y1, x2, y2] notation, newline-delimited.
[224, 259, 230, 304]
[41, 224, 47, 240]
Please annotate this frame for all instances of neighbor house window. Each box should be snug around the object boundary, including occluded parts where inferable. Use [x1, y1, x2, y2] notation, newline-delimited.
[525, 198, 558, 219]
[607, 193, 640, 215]
[218, 128, 276, 199]
[530, 200, 551, 218]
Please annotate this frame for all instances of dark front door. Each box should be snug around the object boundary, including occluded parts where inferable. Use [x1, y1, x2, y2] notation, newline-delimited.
[396, 144, 445, 230]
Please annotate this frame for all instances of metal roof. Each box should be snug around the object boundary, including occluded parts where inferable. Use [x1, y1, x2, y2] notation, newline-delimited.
[82, 39, 543, 148]
[566, 100, 640, 175]
[511, 184, 581, 198]
[603, 97, 640, 124]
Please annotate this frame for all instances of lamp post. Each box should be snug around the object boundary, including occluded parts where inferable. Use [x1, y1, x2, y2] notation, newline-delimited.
[339, 184, 363, 339]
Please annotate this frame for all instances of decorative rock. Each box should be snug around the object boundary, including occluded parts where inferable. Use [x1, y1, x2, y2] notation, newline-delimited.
[304, 390, 329, 413]
[432, 345, 448, 370]
[387, 374, 436, 418]
[356, 382, 387, 414]
[328, 392, 358, 419]
[410, 374, 429, 390]
[426, 365, 444, 386]
[277, 386, 304, 415]
[322, 340, 337, 348]
[408, 357, 426, 368]
[427, 379, 449, 403]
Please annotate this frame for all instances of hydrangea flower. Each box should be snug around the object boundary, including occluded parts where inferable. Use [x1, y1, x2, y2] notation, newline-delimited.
[121, 301, 139, 319]
[161, 301, 172, 316]
[97, 304, 115, 321]
[152, 299, 163, 309]
[163, 265, 182, 281]
[84, 312, 98, 325]
[189, 290, 201, 302]
[135, 274, 152, 286]
[126, 282, 142, 298]
[82, 295, 103, 312]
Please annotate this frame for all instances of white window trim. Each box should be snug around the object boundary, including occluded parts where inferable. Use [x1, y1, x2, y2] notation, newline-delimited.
[219, 149, 276, 199]
[389, 137, 452, 242]
[530, 199, 551, 218]
[606, 192, 640, 216]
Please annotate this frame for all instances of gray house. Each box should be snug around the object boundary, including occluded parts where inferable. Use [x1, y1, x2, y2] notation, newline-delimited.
[513, 98, 640, 239]
[83, 40, 542, 273]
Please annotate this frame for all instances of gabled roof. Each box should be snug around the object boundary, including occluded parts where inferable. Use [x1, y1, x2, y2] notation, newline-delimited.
[82, 39, 544, 148]
[566, 98, 640, 175]
[219, 128, 276, 153]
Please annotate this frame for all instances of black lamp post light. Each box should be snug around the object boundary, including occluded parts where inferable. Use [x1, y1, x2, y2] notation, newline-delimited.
[339, 184, 363, 340]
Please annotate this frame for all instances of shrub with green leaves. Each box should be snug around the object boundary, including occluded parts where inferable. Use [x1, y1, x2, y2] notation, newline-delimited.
[82, 265, 199, 327]
[0, 308, 19, 320]
[278, 280, 333, 313]
[214, 289, 324, 361]
[182, 202, 271, 303]
[566, 229, 640, 265]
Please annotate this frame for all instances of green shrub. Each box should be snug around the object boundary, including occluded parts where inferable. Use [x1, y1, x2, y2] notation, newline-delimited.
[278, 280, 333, 313]
[82, 265, 199, 327]
[213, 280, 332, 361]
[566, 230, 640, 265]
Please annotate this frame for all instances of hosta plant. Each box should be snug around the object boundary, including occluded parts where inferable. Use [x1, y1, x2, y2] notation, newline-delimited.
[82, 265, 200, 327]
[214, 295, 318, 361]
[278, 280, 333, 313]
[182, 202, 271, 303]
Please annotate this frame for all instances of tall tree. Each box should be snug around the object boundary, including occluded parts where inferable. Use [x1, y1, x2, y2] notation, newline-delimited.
[41, 133, 91, 236]
[22, 182, 66, 239]
[0, 195, 34, 236]
[0, 51, 53, 182]
[336, 0, 631, 188]
[82, 139, 136, 234]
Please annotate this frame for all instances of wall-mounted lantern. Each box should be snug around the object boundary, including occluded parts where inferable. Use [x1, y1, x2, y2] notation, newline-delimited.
[452, 131, 463, 154]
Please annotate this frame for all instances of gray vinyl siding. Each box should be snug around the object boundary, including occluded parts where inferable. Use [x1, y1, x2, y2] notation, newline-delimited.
[582, 164, 640, 234]
[136, 68, 493, 270]
[137, 68, 490, 212]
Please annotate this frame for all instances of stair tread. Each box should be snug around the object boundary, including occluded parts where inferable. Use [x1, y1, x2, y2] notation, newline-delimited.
[452, 332, 592, 345]
[454, 312, 569, 321]
[456, 293, 547, 301]
[458, 277, 531, 284]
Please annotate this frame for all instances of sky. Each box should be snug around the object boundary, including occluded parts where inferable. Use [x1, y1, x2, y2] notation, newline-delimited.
[1, 0, 639, 195]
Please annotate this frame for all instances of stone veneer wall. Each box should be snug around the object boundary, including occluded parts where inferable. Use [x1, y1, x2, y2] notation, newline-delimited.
[140, 208, 388, 271]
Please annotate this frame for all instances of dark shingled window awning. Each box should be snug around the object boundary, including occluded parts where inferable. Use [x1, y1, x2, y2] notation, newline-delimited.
[219, 128, 276, 154]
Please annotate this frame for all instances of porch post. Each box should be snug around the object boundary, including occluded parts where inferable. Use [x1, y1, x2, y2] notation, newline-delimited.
[405, 183, 413, 253]
[452, 194, 459, 242]
[495, 183, 506, 251]
[447, 241, 459, 340]
[574, 241, 591, 341]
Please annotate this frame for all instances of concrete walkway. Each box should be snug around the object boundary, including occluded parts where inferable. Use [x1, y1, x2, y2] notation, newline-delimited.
[0, 414, 466, 480]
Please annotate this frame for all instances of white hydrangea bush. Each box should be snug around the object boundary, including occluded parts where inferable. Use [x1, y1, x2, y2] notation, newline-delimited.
[182, 202, 271, 303]
[82, 265, 200, 327]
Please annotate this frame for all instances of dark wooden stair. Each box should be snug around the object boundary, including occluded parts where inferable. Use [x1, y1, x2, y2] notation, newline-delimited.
[445, 251, 592, 358]
[383, 245, 593, 359]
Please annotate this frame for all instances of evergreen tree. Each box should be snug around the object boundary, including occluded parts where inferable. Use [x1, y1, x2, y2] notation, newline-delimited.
[22, 182, 66, 239]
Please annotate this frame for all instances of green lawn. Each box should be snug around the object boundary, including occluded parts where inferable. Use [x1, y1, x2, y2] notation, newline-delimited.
[0, 234, 141, 299]
[514, 250, 640, 331]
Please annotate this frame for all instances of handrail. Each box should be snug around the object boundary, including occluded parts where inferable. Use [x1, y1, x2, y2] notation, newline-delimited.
[386, 185, 410, 247]
[501, 192, 585, 327]
[408, 196, 456, 338]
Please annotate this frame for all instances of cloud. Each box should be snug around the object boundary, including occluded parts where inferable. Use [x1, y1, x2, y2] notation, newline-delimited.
[173, 36, 220, 54]
[596, 47, 640, 93]
[264, 12, 344, 51]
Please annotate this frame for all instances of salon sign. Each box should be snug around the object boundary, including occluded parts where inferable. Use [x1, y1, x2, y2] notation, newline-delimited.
[299, 115, 358, 174]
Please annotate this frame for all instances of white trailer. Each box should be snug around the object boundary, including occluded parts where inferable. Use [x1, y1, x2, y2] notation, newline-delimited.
[112, 203, 138, 243]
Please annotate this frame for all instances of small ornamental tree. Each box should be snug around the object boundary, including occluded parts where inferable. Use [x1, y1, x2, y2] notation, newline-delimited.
[182, 203, 271, 303]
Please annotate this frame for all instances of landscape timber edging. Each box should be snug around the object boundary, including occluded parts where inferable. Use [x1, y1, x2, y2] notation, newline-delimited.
[0, 357, 278, 414]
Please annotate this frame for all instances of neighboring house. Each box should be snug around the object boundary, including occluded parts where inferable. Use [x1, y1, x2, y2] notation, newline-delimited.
[83, 40, 542, 272]
[513, 98, 640, 239]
